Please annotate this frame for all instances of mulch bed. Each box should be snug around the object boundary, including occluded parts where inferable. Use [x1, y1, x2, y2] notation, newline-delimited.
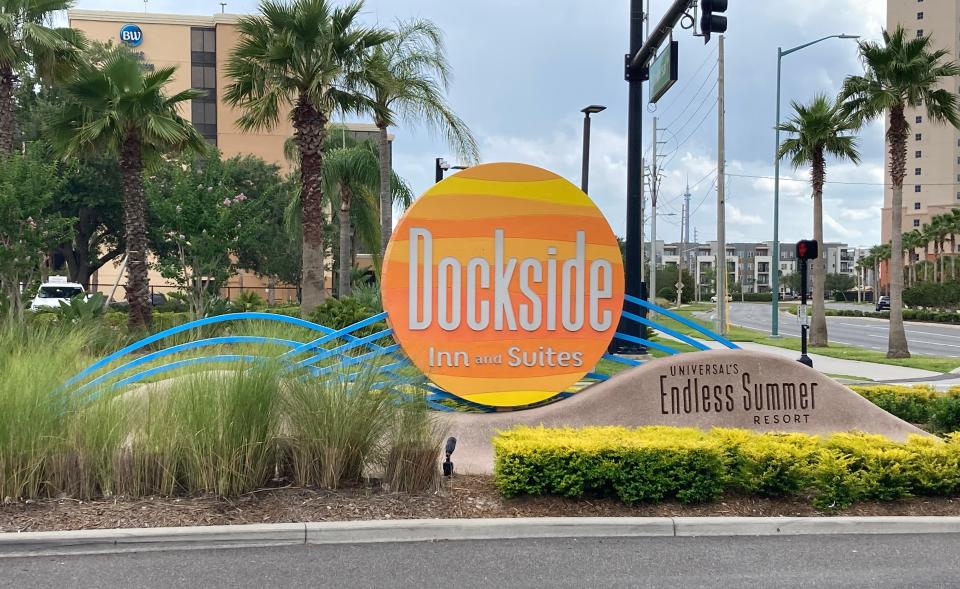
[4, 475, 960, 533]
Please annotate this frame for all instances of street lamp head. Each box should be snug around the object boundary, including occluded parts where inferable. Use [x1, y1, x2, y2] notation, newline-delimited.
[437, 157, 450, 171]
[838, 34, 860, 39]
[581, 104, 607, 115]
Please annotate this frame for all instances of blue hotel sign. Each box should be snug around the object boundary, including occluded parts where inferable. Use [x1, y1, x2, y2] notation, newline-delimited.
[120, 24, 143, 47]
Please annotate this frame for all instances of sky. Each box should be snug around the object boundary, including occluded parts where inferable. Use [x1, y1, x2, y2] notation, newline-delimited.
[74, 0, 889, 246]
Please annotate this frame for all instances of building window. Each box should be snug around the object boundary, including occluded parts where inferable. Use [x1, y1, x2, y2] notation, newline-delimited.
[916, 133, 922, 141]
[957, 191, 960, 200]
[915, 202, 921, 209]
[190, 27, 217, 145]
[916, 150, 922, 157]
[915, 185, 922, 192]
[914, 219, 921, 227]
[915, 167, 921, 175]
[917, 29, 924, 37]
[916, 115, 923, 123]
[917, 11, 923, 19]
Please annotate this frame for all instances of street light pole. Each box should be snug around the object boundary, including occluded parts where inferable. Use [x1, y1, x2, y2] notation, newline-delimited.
[771, 33, 859, 336]
[580, 105, 607, 193]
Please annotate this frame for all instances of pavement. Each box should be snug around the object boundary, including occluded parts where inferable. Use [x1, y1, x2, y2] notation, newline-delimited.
[4, 522, 960, 588]
[697, 302, 960, 359]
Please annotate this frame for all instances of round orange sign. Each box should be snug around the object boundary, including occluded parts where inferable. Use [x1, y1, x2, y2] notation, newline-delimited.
[381, 162, 624, 407]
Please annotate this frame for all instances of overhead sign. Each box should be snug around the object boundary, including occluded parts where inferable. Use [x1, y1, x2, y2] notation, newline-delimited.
[649, 41, 679, 103]
[120, 24, 143, 47]
[381, 162, 625, 407]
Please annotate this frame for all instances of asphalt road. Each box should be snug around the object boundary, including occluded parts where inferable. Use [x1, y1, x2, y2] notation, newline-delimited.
[698, 302, 960, 358]
[3, 534, 960, 588]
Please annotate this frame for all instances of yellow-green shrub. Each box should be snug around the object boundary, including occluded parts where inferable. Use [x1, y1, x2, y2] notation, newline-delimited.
[493, 426, 960, 509]
[494, 426, 727, 504]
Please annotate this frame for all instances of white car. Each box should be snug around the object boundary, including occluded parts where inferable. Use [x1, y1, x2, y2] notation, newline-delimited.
[710, 294, 732, 303]
[30, 277, 86, 311]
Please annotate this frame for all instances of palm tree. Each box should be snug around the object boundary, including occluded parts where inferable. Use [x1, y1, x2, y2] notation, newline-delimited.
[224, 0, 392, 315]
[903, 228, 925, 287]
[840, 26, 960, 358]
[0, 0, 85, 153]
[46, 51, 206, 330]
[322, 141, 412, 296]
[364, 19, 479, 255]
[283, 133, 413, 297]
[777, 94, 860, 347]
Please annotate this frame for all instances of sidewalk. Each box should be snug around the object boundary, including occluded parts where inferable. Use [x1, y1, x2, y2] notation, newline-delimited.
[696, 340, 944, 383]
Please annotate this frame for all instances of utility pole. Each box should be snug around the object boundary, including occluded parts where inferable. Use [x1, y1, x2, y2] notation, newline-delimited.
[650, 116, 659, 306]
[683, 180, 691, 274]
[694, 227, 700, 302]
[677, 180, 690, 306]
[716, 34, 728, 335]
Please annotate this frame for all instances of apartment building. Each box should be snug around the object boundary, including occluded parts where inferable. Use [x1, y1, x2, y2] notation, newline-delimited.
[884, 2, 960, 265]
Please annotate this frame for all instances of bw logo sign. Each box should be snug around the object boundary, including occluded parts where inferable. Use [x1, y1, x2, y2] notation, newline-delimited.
[120, 24, 143, 47]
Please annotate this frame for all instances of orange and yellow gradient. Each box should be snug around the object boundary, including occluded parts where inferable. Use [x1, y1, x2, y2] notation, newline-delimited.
[381, 163, 624, 407]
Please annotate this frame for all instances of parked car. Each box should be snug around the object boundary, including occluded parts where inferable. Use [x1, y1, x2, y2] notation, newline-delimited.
[876, 295, 890, 312]
[30, 277, 86, 311]
[709, 295, 733, 303]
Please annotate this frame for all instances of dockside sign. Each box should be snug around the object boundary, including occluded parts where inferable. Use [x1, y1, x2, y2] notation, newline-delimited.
[381, 163, 624, 407]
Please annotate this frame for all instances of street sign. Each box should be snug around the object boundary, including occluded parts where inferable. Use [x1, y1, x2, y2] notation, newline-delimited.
[649, 41, 679, 103]
[797, 304, 808, 326]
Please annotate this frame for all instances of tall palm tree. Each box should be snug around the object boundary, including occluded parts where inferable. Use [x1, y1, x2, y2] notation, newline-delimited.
[224, 0, 392, 315]
[0, 0, 85, 153]
[364, 18, 479, 255]
[840, 26, 960, 358]
[46, 51, 206, 330]
[777, 94, 860, 347]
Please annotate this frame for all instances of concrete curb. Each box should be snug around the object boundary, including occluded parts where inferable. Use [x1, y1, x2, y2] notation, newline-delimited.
[4, 516, 960, 556]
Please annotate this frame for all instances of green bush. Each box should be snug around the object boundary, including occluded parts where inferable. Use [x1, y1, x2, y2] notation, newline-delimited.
[232, 291, 266, 312]
[930, 392, 960, 434]
[308, 296, 384, 333]
[851, 385, 939, 425]
[493, 425, 960, 509]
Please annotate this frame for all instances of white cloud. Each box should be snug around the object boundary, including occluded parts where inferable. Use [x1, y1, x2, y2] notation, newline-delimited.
[728, 204, 763, 226]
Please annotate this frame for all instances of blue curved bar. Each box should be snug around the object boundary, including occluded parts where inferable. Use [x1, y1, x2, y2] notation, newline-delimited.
[621, 310, 710, 351]
[282, 312, 388, 358]
[614, 331, 679, 355]
[295, 328, 394, 368]
[72, 336, 303, 396]
[601, 353, 643, 367]
[624, 294, 739, 349]
[66, 312, 346, 387]
[111, 354, 264, 389]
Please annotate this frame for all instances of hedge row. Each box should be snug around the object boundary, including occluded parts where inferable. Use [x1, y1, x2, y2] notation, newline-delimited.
[493, 426, 960, 509]
[851, 385, 960, 433]
[819, 308, 960, 323]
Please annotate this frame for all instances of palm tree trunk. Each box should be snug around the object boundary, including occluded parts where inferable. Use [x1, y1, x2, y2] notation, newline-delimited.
[377, 123, 392, 258]
[810, 152, 828, 347]
[0, 66, 15, 154]
[338, 182, 353, 298]
[294, 96, 328, 315]
[886, 107, 910, 358]
[120, 132, 151, 331]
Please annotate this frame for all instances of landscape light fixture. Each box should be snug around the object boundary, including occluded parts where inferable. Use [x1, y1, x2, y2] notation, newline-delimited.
[443, 437, 457, 476]
[580, 105, 607, 194]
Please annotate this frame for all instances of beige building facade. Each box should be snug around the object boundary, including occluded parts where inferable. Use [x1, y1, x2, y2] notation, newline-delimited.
[883, 2, 960, 271]
[68, 10, 387, 302]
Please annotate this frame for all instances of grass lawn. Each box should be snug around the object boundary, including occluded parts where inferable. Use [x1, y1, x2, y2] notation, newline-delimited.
[649, 304, 960, 374]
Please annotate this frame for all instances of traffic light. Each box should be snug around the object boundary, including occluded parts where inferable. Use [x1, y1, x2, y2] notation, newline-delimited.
[700, 0, 728, 44]
[795, 239, 819, 261]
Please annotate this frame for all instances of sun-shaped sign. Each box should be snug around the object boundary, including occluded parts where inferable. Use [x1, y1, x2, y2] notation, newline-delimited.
[381, 162, 624, 407]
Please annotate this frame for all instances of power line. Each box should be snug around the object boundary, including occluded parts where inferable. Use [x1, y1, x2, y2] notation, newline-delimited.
[662, 74, 718, 130]
[661, 97, 718, 169]
[653, 45, 718, 116]
[725, 172, 960, 187]
[690, 172, 719, 216]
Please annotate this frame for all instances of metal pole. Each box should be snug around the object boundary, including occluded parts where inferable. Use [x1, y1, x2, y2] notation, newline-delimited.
[650, 116, 658, 305]
[799, 259, 812, 367]
[771, 48, 783, 336]
[620, 0, 646, 353]
[106, 255, 129, 306]
[716, 35, 727, 335]
[435, 158, 443, 183]
[581, 112, 591, 193]
[639, 156, 645, 285]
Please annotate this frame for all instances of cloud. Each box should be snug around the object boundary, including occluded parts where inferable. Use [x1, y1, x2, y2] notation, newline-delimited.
[728, 204, 763, 226]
